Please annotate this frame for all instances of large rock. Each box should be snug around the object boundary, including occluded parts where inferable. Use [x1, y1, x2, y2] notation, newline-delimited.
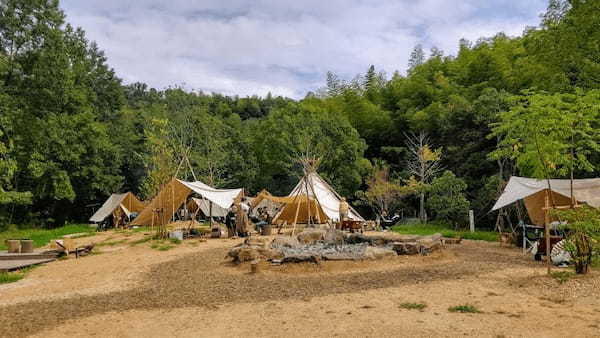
[363, 246, 397, 260]
[297, 229, 326, 244]
[271, 236, 301, 248]
[324, 229, 345, 244]
[228, 245, 283, 263]
[392, 242, 420, 255]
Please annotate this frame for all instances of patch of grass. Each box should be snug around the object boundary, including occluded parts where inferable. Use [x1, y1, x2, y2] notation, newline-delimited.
[0, 224, 94, 250]
[97, 239, 128, 247]
[149, 240, 175, 251]
[168, 238, 182, 245]
[399, 302, 427, 311]
[130, 236, 152, 246]
[0, 271, 24, 284]
[550, 271, 574, 284]
[392, 223, 498, 242]
[448, 305, 481, 313]
[0, 265, 37, 284]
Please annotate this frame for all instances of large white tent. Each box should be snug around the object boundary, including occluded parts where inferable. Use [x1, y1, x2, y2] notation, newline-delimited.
[271, 170, 364, 225]
[492, 176, 600, 225]
[90, 192, 144, 224]
[132, 178, 242, 226]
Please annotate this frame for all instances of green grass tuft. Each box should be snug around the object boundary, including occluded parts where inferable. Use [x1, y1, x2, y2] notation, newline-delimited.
[169, 238, 182, 245]
[392, 222, 498, 242]
[550, 271, 574, 284]
[0, 271, 24, 284]
[130, 236, 152, 246]
[0, 224, 94, 250]
[448, 305, 481, 313]
[399, 302, 427, 310]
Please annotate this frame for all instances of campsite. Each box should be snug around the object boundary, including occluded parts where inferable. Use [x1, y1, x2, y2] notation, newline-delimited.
[2, 0, 600, 337]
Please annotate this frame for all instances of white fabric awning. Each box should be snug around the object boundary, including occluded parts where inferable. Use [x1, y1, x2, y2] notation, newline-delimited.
[492, 176, 600, 211]
[190, 197, 229, 217]
[90, 193, 129, 222]
[178, 180, 242, 210]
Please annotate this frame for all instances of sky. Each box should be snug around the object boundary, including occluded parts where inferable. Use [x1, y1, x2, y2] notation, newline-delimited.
[61, 0, 548, 99]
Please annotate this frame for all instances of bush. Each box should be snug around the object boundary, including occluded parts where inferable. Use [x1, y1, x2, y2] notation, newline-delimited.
[426, 171, 470, 228]
[553, 206, 600, 274]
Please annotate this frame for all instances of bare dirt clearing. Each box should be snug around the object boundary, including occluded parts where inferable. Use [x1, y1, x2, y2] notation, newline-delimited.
[1, 230, 599, 337]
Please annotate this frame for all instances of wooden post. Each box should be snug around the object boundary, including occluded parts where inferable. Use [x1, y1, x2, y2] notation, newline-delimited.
[469, 210, 475, 233]
[544, 190, 551, 275]
[291, 200, 301, 236]
[209, 201, 213, 227]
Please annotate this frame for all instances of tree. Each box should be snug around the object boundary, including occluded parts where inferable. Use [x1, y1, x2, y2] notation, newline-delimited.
[140, 118, 176, 199]
[490, 90, 600, 203]
[405, 132, 442, 223]
[426, 171, 470, 228]
[408, 44, 425, 73]
[357, 161, 410, 218]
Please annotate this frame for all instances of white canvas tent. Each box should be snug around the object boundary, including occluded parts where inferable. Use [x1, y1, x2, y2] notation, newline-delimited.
[90, 192, 145, 224]
[272, 168, 364, 225]
[492, 176, 600, 225]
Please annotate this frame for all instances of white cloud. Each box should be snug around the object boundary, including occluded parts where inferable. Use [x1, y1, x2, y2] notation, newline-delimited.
[61, 0, 547, 98]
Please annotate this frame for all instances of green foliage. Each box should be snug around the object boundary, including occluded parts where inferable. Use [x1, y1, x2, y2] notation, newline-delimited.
[399, 302, 427, 310]
[0, 224, 92, 250]
[552, 206, 600, 274]
[392, 223, 498, 242]
[426, 171, 470, 228]
[2, 0, 600, 229]
[448, 305, 481, 313]
[490, 90, 600, 179]
[0, 271, 25, 284]
[550, 271, 574, 284]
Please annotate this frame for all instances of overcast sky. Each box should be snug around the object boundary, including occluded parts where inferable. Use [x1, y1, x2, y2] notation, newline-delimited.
[61, 0, 548, 98]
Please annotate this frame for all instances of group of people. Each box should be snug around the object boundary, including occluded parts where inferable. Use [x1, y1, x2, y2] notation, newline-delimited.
[224, 203, 274, 238]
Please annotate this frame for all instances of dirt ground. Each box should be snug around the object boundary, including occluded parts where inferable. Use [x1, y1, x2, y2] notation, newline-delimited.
[1, 229, 599, 338]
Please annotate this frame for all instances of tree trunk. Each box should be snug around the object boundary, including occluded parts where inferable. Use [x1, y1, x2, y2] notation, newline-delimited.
[419, 192, 426, 223]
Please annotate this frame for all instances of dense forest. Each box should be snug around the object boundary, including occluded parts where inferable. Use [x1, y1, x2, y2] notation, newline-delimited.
[1, 0, 599, 229]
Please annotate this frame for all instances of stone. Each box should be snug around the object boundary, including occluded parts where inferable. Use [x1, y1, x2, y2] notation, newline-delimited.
[323, 229, 345, 244]
[296, 229, 326, 244]
[271, 236, 301, 248]
[363, 246, 397, 260]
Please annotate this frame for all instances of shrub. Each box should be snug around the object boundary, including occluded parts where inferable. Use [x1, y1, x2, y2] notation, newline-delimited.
[448, 305, 481, 313]
[553, 206, 600, 274]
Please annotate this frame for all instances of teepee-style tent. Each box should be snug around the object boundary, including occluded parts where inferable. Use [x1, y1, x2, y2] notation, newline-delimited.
[272, 158, 364, 228]
[89, 192, 145, 226]
[131, 178, 242, 227]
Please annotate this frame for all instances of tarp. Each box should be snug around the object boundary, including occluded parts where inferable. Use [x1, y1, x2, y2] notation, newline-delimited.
[89, 192, 145, 223]
[492, 176, 600, 225]
[189, 197, 228, 217]
[273, 171, 364, 224]
[178, 180, 242, 210]
[132, 178, 242, 226]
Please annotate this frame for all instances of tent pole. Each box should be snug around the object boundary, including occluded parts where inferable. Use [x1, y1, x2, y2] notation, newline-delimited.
[304, 173, 312, 226]
[306, 172, 325, 224]
[544, 190, 551, 275]
[291, 200, 301, 237]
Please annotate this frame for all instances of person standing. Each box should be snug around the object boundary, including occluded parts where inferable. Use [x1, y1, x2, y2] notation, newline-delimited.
[235, 203, 250, 237]
[339, 197, 349, 225]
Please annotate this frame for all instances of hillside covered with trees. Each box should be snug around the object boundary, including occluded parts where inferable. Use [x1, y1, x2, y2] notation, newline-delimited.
[1, 0, 599, 229]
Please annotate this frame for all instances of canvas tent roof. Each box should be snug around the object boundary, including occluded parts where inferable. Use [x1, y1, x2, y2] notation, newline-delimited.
[273, 171, 364, 224]
[189, 197, 228, 217]
[89, 192, 145, 223]
[132, 178, 242, 226]
[492, 176, 600, 225]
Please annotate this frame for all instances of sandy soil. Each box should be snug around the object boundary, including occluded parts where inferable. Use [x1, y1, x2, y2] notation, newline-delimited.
[1, 230, 599, 337]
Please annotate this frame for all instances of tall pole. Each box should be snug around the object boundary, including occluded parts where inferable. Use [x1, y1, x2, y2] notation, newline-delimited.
[545, 190, 551, 274]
